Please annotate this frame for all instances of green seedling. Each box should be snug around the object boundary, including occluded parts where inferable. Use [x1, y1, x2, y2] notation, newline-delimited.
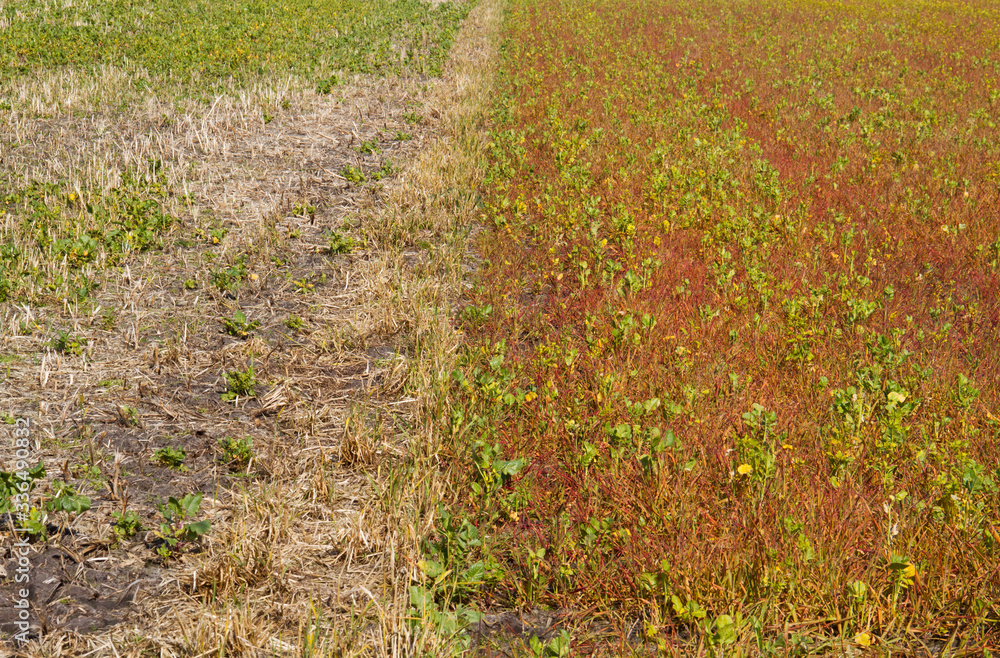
[153, 446, 187, 470]
[219, 436, 254, 470]
[22, 508, 48, 540]
[221, 309, 260, 339]
[100, 308, 118, 330]
[370, 160, 395, 181]
[111, 510, 144, 542]
[324, 230, 357, 254]
[208, 227, 227, 245]
[291, 202, 316, 218]
[341, 165, 366, 184]
[51, 330, 87, 356]
[292, 277, 315, 293]
[117, 404, 140, 427]
[529, 630, 571, 658]
[0, 463, 46, 513]
[45, 480, 91, 514]
[222, 365, 257, 401]
[210, 258, 249, 292]
[154, 492, 211, 559]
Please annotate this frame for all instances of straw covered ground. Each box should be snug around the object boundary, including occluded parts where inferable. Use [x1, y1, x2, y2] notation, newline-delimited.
[0, 0, 500, 654]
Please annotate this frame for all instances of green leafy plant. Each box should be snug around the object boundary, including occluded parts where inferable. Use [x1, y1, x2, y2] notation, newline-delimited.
[285, 314, 305, 331]
[22, 508, 48, 540]
[154, 492, 211, 559]
[0, 463, 46, 513]
[316, 74, 343, 95]
[419, 506, 493, 601]
[153, 446, 187, 470]
[370, 160, 395, 181]
[671, 595, 707, 623]
[358, 139, 380, 154]
[291, 202, 316, 218]
[111, 510, 144, 542]
[218, 436, 254, 470]
[292, 277, 316, 293]
[221, 309, 260, 339]
[0, 165, 175, 302]
[209, 257, 249, 292]
[953, 373, 979, 409]
[470, 441, 528, 499]
[529, 630, 571, 658]
[222, 365, 257, 401]
[341, 165, 366, 184]
[461, 303, 493, 326]
[45, 480, 91, 514]
[51, 330, 87, 356]
[406, 584, 482, 654]
[208, 227, 227, 245]
[100, 308, 118, 330]
[325, 230, 357, 254]
[117, 404, 140, 427]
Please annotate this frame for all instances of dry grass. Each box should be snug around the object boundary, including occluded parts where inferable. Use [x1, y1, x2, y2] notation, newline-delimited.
[0, 0, 500, 653]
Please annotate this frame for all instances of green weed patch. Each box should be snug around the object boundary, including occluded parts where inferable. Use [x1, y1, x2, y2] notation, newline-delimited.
[0, 0, 471, 83]
[0, 162, 174, 303]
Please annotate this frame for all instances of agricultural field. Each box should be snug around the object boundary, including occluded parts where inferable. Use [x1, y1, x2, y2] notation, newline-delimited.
[4, 0, 1000, 655]
[431, 0, 1000, 654]
[0, 0, 494, 654]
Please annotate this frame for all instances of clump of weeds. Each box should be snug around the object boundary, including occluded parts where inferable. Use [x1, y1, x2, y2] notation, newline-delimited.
[222, 365, 257, 401]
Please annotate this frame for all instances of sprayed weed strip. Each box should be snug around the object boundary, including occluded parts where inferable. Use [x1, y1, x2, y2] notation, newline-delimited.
[433, 0, 1000, 653]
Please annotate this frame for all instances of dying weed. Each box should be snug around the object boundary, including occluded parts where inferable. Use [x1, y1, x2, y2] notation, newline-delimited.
[430, 0, 1000, 653]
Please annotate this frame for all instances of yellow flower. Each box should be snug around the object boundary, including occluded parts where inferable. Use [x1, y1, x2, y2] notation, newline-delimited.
[524, 391, 537, 403]
[782, 443, 793, 451]
[249, 273, 259, 281]
[737, 463, 753, 476]
[854, 631, 874, 647]
[902, 562, 916, 579]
